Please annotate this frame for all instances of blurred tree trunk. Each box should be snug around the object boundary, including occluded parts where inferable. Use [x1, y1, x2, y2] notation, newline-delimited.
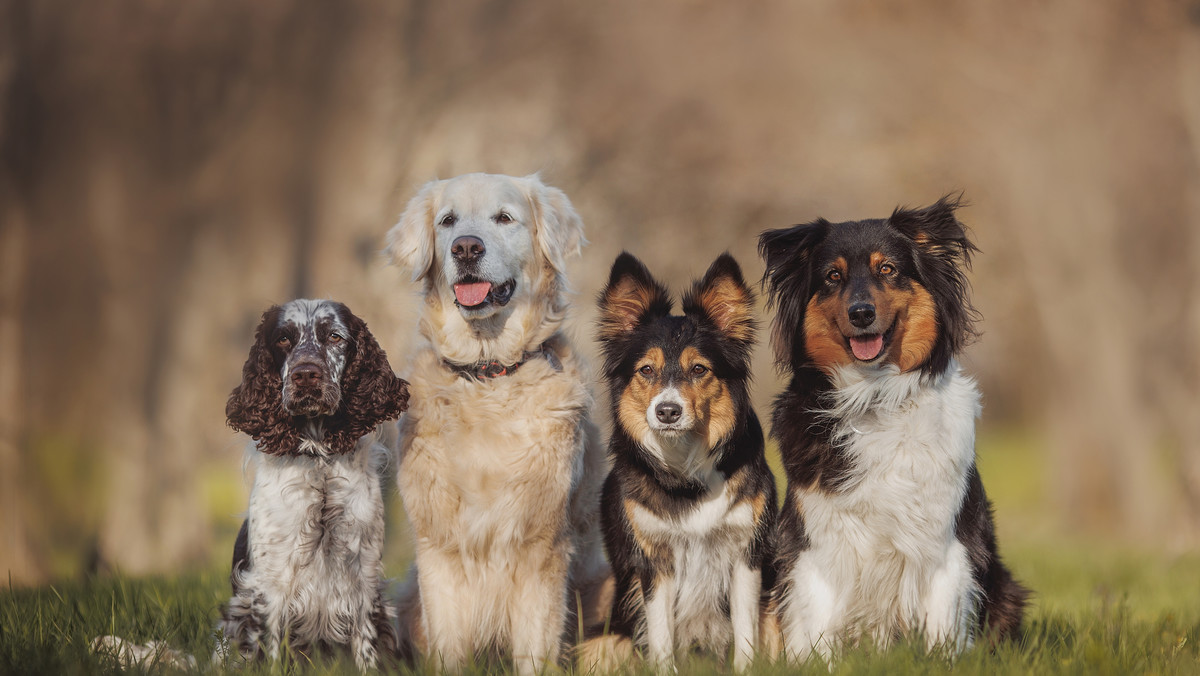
[1168, 24, 1200, 534]
[996, 1, 1180, 537]
[1, 0, 40, 583]
[0, 197, 39, 584]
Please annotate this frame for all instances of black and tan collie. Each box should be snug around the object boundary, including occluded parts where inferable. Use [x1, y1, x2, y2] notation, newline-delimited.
[757, 196, 1027, 660]
[580, 253, 777, 671]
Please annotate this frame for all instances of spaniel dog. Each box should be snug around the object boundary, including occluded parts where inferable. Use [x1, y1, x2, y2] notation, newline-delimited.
[219, 299, 410, 669]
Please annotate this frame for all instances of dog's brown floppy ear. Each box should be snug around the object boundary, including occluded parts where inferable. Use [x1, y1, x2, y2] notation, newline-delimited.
[226, 306, 302, 455]
[325, 304, 410, 454]
[387, 180, 441, 283]
[596, 252, 672, 343]
[683, 253, 756, 349]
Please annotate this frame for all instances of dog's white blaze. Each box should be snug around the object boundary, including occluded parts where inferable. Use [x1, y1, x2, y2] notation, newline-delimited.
[627, 477, 759, 664]
[278, 299, 351, 386]
[780, 361, 981, 657]
[645, 386, 696, 431]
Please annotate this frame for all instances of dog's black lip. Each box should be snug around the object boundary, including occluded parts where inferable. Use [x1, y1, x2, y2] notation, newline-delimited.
[843, 318, 898, 362]
[453, 278, 517, 309]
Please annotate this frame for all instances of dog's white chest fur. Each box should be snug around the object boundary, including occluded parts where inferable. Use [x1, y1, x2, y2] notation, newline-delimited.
[781, 363, 981, 656]
[628, 467, 757, 653]
[243, 439, 386, 647]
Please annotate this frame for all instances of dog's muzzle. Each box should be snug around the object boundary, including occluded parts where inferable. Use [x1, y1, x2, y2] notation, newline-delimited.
[283, 360, 340, 417]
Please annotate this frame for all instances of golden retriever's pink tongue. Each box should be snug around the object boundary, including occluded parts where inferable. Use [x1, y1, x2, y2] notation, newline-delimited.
[454, 282, 492, 306]
[849, 335, 883, 361]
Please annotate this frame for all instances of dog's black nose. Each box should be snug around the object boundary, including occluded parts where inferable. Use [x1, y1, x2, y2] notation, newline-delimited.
[451, 236, 485, 263]
[655, 402, 682, 424]
[848, 303, 876, 328]
[290, 364, 322, 388]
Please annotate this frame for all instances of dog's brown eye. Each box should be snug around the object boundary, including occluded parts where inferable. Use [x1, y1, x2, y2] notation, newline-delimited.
[277, 336, 291, 347]
[879, 263, 895, 275]
[495, 212, 513, 224]
[826, 270, 841, 283]
[439, 213, 457, 227]
[691, 364, 708, 376]
[639, 365, 654, 377]
[328, 333, 342, 343]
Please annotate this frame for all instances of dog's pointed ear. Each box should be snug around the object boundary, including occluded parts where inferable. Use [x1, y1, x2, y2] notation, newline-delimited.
[326, 304, 410, 454]
[889, 194, 980, 372]
[889, 193, 978, 267]
[387, 180, 441, 283]
[758, 220, 829, 367]
[524, 174, 587, 279]
[596, 252, 671, 343]
[683, 253, 756, 349]
[226, 306, 299, 454]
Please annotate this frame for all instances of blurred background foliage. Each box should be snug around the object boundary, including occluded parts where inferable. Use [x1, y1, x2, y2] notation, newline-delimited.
[2, 0, 1199, 585]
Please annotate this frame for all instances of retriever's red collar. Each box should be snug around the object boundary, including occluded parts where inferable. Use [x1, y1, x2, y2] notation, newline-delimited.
[443, 344, 562, 381]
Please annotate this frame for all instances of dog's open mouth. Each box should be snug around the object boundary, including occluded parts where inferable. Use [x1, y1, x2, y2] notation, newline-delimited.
[846, 321, 897, 362]
[453, 278, 516, 309]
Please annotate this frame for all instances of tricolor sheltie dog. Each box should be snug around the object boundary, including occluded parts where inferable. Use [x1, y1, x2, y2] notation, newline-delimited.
[583, 252, 777, 671]
[757, 196, 1027, 660]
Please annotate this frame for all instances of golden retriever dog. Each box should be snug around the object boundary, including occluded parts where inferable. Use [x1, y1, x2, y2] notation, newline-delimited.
[386, 173, 609, 674]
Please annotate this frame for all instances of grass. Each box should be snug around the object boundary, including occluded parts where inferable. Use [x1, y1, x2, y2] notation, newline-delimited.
[3, 429, 1199, 674]
[3, 561, 1199, 675]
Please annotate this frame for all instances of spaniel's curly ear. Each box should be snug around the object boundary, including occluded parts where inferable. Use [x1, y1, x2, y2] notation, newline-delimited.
[325, 304, 410, 454]
[226, 306, 302, 454]
[387, 179, 441, 283]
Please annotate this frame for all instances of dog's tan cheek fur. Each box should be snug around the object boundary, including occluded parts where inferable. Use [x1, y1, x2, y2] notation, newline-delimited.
[682, 373, 735, 449]
[617, 389, 652, 450]
[678, 347, 735, 448]
[804, 294, 852, 370]
[617, 349, 664, 441]
[889, 281, 938, 372]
